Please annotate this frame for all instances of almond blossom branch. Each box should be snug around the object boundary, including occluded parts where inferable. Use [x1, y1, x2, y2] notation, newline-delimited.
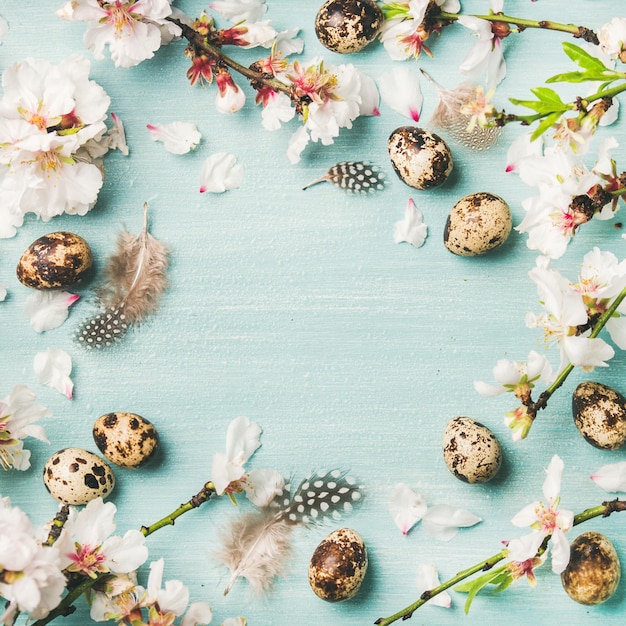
[167, 17, 292, 96]
[140, 480, 216, 537]
[438, 11, 598, 43]
[375, 498, 626, 625]
[32, 482, 218, 626]
[532, 284, 626, 415]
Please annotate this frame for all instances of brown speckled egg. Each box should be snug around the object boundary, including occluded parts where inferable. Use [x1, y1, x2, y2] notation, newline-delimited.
[572, 381, 626, 450]
[308, 528, 367, 602]
[17, 231, 92, 289]
[562, 531, 620, 605]
[93, 412, 159, 468]
[442, 417, 502, 483]
[388, 127, 453, 190]
[444, 192, 512, 256]
[314, 0, 383, 54]
[43, 447, 115, 505]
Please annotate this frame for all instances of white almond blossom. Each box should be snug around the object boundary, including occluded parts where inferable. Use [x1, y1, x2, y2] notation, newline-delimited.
[590, 461, 626, 492]
[33, 348, 74, 399]
[0, 496, 67, 622]
[147, 121, 202, 154]
[25, 291, 79, 333]
[0, 55, 114, 237]
[0, 385, 50, 470]
[63, 498, 149, 578]
[474, 350, 554, 398]
[56, 0, 180, 68]
[598, 17, 626, 62]
[394, 198, 427, 248]
[507, 455, 573, 574]
[416, 564, 451, 608]
[458, 13, 506, 87]
[261, 91, 295, 131]
[199, 153, 244, 193]
[211, 416, 263, 495]
[526, 257, 615, 371]
[379, 66, 423, 122]
[144, 559, 213, 625]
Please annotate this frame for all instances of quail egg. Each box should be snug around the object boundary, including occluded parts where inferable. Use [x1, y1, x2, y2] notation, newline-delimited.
[388, 127, 453, 190]
[17, 231, 92, 289]
[43, 447, 115, 505]
[444, 192, 512, 256]
[93, 411, 159, 469]
[572, 381, 626, 450]
[314, 0, 383, 54]
[308, 528, 368, 602]
[442, 416, 502, 483]
[561, 531, 620, 605]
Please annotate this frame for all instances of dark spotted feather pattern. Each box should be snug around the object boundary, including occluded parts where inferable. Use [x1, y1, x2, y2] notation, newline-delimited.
[303, 161, 386, 194]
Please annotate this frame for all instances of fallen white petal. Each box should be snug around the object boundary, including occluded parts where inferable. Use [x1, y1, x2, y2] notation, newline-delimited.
[591, 461, 626, 492]
[199, 153, 243, 193]
[394, 198, 427, 247]
[379, 66, 423, 122]
[422, 504, 481, 541]
[389, 483, 427, 535]
[33, 349, 73, 399]
[0, 284, 6, 301]
[180, 602, 213, 626]
[25, 291, 79, 333]
[221, 618, 247, 626]
[416, 564, 451, 608]
[147, 121, 202, 155]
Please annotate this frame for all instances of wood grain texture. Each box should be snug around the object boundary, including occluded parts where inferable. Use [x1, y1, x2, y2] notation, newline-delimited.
[0, 1, 625, 624]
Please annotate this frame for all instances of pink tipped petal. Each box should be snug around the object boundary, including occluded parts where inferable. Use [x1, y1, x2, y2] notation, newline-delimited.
[33, 348, 73, 399]
[147, 121, 201, 154]
[25, 291, 78, 333]
[378, 66, 423, 121]
[389, 483, 427, 535]
[590, 461, 626, 492]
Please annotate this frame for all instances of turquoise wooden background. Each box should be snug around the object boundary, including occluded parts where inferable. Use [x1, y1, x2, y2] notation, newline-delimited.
[1, 1, 626, 624]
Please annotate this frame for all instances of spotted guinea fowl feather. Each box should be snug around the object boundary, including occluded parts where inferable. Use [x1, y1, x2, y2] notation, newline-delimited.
[303, 161, 386, 194]
[216, 469, 363, 596]
[76, 203, 169, 349]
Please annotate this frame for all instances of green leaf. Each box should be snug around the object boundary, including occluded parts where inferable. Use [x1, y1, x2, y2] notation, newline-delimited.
[530, 111, 562, 141]
[455, 567, 511, 614]
[530, 87, 565, 106]
[381, 3, 410, 19]
[562, 41, 608, 72]
[509, 87, 569, 115]
[547, 70, 617, 84]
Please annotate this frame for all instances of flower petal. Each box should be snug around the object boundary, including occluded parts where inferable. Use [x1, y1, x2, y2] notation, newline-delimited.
[394, 198, 427, 248]
[388, 483, 427, 535]
[33, 348, 73, 399]
[199, 152, 243, 193]
[422, 503, 481, 541]
[180, 603, 214, 626]
[507, 530, 546, 563]
[416, 564, 451, 608]
[0, 284, 6, 301]
[379, 66, 423, 122]
[549, 529, 571, 574]
[147, 121, 201, 154]
[244, 468, 285, 507]
[542, 454, 564, 502]
[591, 461, 626, 492]
[225, 416, 262, 465]
[25, 291, 79, 333]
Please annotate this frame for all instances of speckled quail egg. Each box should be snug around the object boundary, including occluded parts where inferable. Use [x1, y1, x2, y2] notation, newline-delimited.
[93, 412, 159, 469]
[572, 381, 626, 450]
[444, 192, 512, 256]
[442, 417, 502, 483]
[308, 528, 368, 602]
[314, 0, 383, 54]
[388, 127, 453, 190]
[561, 531, 620, 605]
[43, 447, 115, 505]
[17, 231, 92, 289]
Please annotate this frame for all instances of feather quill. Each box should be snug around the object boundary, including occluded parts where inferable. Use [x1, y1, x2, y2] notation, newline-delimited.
[76, 203, 169, 349]
[216, 469, 363, 596]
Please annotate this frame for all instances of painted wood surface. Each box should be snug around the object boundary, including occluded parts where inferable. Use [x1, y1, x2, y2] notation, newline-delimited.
[1, 1, 625, 624]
